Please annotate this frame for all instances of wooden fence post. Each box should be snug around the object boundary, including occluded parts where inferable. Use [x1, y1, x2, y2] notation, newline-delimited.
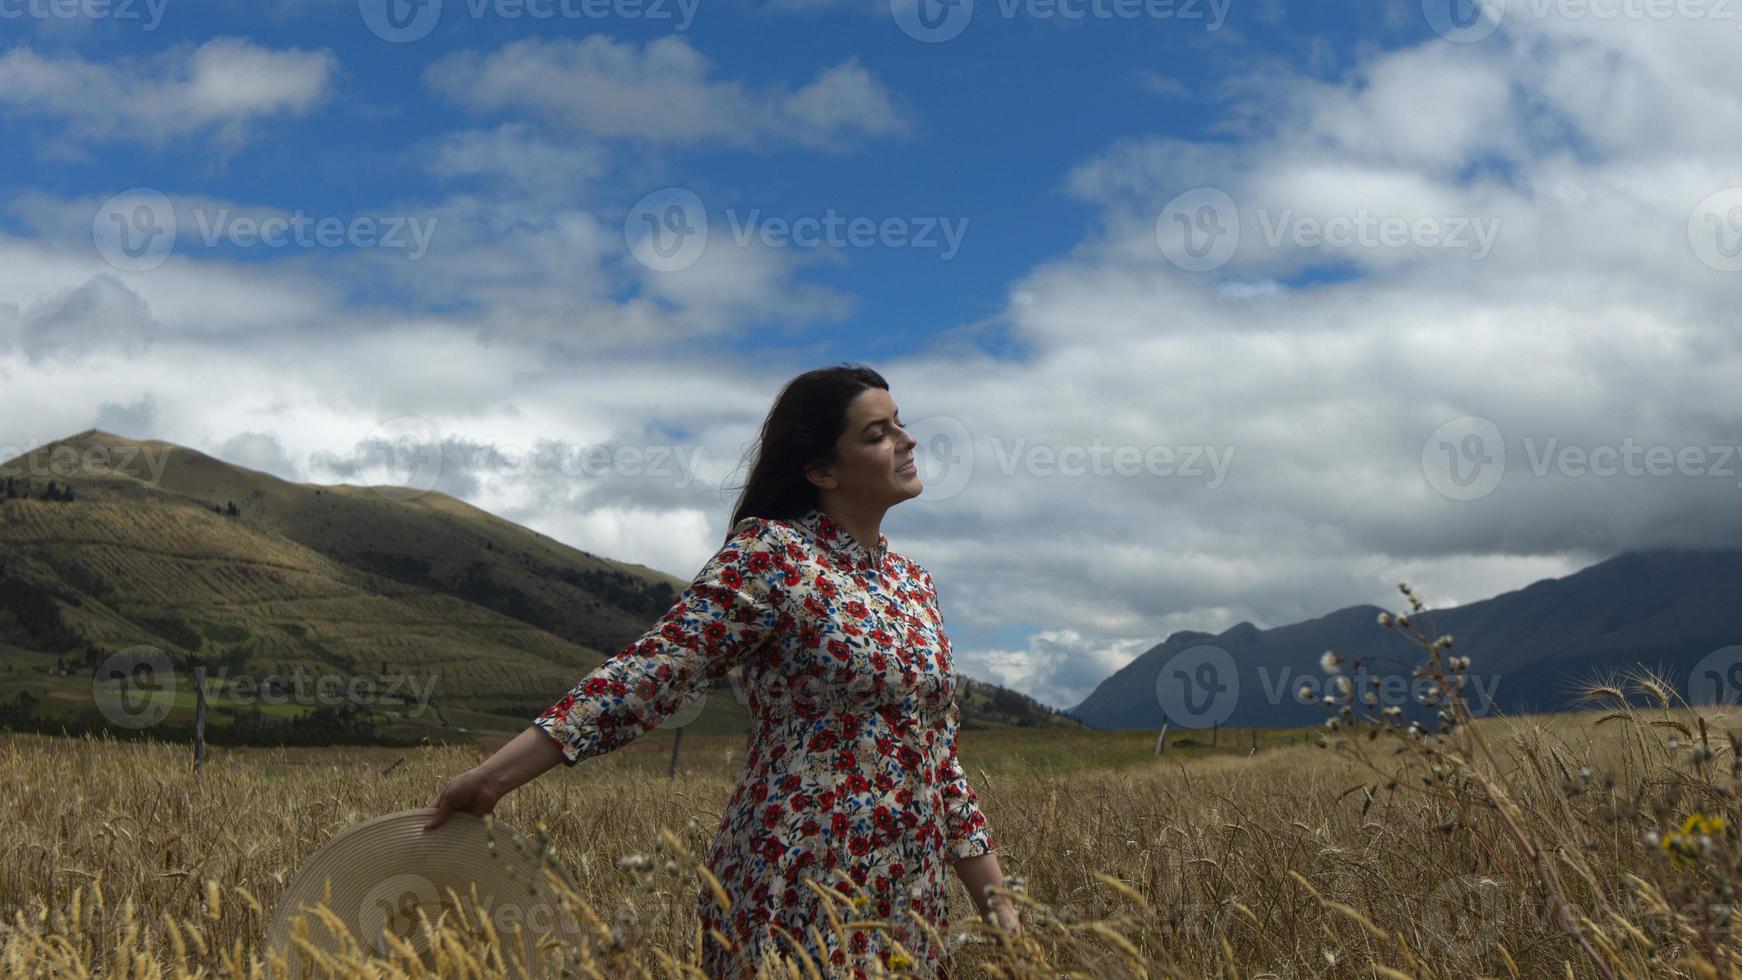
[193, 663, 206, 774]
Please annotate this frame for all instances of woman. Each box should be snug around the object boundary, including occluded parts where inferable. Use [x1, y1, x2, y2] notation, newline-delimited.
[423, 364, 1018, 977]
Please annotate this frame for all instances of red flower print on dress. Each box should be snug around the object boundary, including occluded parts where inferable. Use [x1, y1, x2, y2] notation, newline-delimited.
[531, 509, 995, 978]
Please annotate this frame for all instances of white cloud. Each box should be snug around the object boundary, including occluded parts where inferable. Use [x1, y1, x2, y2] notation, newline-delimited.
[425, 124, 611, 204]
[872, 15, 1742, 702]
[629, 229, 854, 331]
[957, 631, 1156, 712]
[5, 10, 1741, 716]
[425, 36, 910, 149]
[0, 207, 344, 338]
[0, 38, 337, 153]
[2, 171, 854, 364]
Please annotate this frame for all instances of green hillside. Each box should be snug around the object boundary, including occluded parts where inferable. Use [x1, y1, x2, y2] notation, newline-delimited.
[0, 429, 1080, 748]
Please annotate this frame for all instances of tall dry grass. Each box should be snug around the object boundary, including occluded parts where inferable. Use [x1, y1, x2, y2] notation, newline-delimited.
[4, 584, 1741, 977]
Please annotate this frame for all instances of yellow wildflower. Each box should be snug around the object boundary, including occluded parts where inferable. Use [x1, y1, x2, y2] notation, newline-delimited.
[1661, 812, 1731, 868]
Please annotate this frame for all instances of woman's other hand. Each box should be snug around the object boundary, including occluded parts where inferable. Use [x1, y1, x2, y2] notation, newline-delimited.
[421, 725, 568, 831]
[423, 766, 506, 830]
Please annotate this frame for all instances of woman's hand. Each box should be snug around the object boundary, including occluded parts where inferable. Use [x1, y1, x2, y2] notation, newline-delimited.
[422, 726, 568, 831]
[423, 766, 507, 831]
[954, 852, 1021, 934]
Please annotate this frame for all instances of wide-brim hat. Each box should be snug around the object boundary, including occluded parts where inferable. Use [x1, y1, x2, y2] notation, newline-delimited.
[264, 808, 587, 979]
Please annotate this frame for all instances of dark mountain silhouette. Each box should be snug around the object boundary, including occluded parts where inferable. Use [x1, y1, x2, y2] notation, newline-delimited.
[1067, 548, 1742, 730]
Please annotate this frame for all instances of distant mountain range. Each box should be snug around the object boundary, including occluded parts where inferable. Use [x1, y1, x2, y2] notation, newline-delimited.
[1066, 548, 1742, 731]
[22, 428, 1723, 743]
[0, 429, 1079, 746]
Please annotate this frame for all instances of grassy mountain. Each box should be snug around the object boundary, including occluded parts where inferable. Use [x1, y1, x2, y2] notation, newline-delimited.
[1066, 547, 1742, 731]
[954, 674, 1084, 731]
[0, 429, 1071, 745]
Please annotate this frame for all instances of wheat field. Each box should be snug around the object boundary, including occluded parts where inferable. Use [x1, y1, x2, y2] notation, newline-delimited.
[5, 654, 1742, 979]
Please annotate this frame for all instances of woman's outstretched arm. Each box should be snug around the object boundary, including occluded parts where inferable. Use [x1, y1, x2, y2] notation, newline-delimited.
[423, 517, 792, 830]
[423, 725, 565, 830]
[954, 852, 1020, 932]
[530, 517, 791, 767]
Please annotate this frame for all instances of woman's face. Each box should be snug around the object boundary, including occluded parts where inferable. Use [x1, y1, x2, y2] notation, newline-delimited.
[811, 387, 922, 505]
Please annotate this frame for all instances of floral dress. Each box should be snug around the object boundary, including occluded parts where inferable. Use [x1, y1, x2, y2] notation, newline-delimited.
[533, 507, 996, 978]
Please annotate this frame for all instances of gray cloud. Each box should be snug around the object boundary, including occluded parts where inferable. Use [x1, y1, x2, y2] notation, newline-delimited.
[3, 12, 1738, 715]
[425, 36, 910, 150]
[93, 394, 159, 439]
[217, 430, 298, 482]
[16, 273, 157, 365]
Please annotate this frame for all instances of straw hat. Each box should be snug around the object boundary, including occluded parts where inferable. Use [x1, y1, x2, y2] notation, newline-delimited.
[264, 808, 586, 979]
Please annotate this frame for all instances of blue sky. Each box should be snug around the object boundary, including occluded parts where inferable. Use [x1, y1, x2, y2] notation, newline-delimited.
[3, 0, 1741, 710]
[0, 0, 1387, 352]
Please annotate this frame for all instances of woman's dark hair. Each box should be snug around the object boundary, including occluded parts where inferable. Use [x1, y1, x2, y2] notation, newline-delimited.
[726, 363, 888, 541]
